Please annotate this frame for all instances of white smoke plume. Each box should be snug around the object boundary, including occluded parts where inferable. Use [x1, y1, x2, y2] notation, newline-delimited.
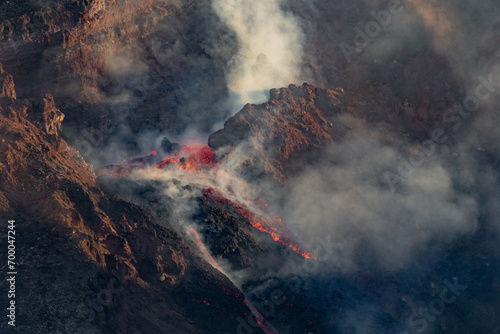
[131, 162, 259, 212]
[212, 0, 306, 108]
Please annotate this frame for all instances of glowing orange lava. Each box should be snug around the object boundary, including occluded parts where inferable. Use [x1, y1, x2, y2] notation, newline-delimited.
[98, 144, 315, 260]
[202, 188, 316, 260]
[98, 144, 316, 334]
[244, 298, 279, 334]
[190, 227, 226, 274]
[156, 145, 219, 171]
[97, 145, 219, 177]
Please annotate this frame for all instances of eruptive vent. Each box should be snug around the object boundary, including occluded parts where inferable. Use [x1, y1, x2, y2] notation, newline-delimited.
[156, 145, 220, 170]
[98, 144, 315, 260]
[97, 144, 219, 177]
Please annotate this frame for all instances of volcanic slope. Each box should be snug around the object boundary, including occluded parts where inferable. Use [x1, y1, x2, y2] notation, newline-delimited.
[0, 64, 265, 334]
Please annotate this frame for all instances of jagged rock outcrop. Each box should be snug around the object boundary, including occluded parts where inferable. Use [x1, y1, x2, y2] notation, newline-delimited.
[26, 94, 65, 137]
[209, 83, 345, 182]
[209, 75, 463, 184]
[0, 64, 16, 99]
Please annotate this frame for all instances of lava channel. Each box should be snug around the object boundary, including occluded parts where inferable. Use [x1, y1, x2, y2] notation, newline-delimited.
[202, 188, 316, 260]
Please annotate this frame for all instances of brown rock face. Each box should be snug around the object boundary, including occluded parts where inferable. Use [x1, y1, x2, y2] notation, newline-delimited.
[25, 94, 65, 137]
[0, 63, 16, 99]
[209, 71, 463, 185]
[1, 0, 170, 102]
[40, 95, 64, 136]
[209, 83, 345, 182]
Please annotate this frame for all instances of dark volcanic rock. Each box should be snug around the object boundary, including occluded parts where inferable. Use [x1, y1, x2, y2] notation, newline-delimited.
[0, 65, 264, 334]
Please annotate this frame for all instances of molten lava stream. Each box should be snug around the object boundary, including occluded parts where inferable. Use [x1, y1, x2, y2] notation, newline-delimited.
[97, 144, 219, 178]
[189, 228, 279, 334]
[190, 227, 226, 274]
[202, 189, 316, 260]
[98, 145, 315, 260]
[244, 298, 279, 334]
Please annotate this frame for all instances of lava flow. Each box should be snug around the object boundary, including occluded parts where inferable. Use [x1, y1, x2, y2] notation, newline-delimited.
[244, 298, 279, 334]
[202, 188, 316, 260]
[98, 143, 314, 333]
[98, 144, 315, 260]
[96, 144, 219, 177]
[156, 145, 219, 170]
[190, 227, 226, 274]
[190, 228, 279, 334]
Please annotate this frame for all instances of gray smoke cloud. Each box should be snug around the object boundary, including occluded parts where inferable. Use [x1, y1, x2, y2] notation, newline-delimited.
[406, 0, 500, 233]
[253, 0, 500, 274]
[280, 121, 478, 273]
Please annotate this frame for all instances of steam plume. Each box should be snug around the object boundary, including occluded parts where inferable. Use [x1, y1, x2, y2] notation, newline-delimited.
[212, 0, 305, 107]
